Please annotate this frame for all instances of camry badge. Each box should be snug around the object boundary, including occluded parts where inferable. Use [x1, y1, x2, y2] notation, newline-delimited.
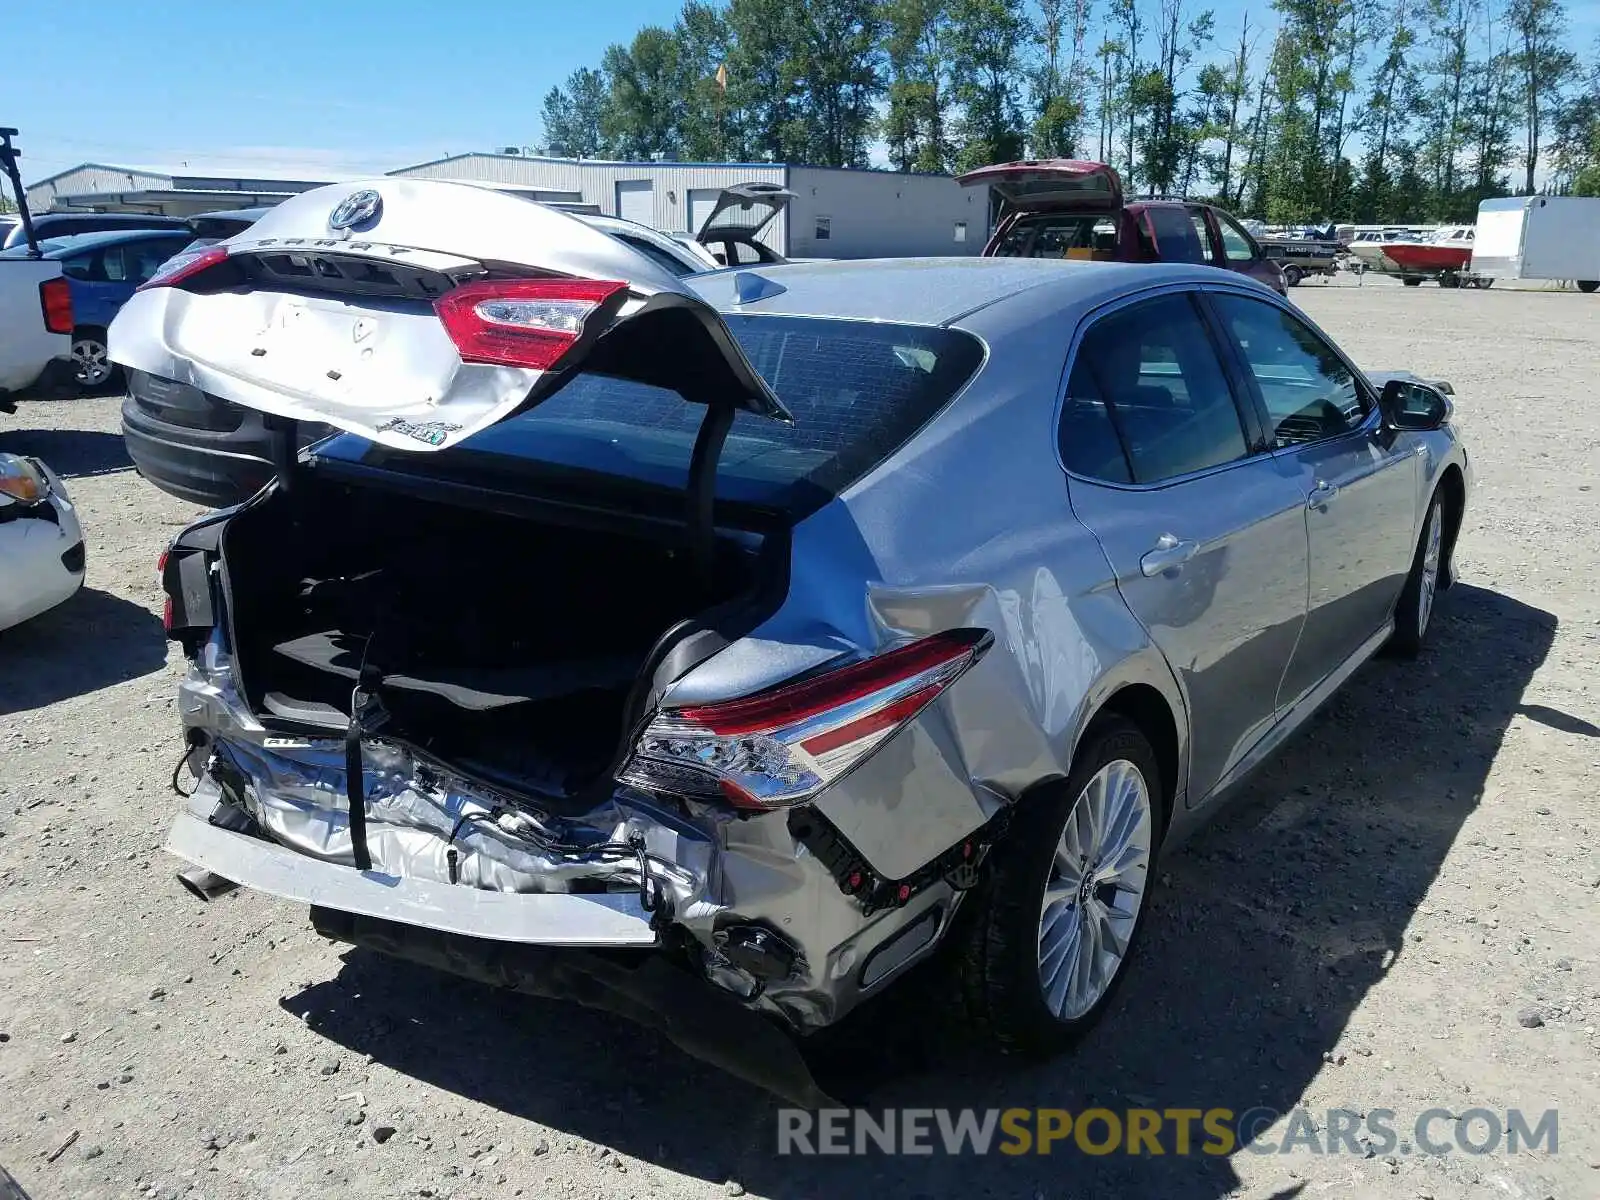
[329, 189, 382, 231]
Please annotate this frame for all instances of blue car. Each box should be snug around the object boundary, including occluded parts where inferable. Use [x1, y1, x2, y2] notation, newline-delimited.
[0, 227, 195, 389]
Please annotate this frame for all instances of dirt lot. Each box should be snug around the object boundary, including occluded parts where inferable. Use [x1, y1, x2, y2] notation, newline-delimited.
[1, 278, 1597, 1200]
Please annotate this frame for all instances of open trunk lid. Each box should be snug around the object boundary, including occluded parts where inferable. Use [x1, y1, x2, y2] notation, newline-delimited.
[957, 159, 1124, 220]
[107, 178, 788, 453]
[695, 182, 796, 243]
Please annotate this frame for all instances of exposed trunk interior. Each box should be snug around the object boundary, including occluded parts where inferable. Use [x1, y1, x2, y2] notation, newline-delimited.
[220, 468, 779, 800]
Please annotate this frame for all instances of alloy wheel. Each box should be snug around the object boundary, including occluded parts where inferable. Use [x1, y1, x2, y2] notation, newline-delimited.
[1037, 758, 1153, 1021]
[71, 337, 111, 388]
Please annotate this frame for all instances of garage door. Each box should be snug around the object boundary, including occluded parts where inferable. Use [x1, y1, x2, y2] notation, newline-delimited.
[687, 188, 721, 235]
[615, 180, 654, 225]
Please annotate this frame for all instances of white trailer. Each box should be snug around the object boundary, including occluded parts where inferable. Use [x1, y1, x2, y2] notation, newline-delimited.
[1471, 195, 1600, 292]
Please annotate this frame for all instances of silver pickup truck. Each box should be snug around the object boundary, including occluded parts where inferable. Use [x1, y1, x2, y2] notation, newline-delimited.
[0, 129, 73, 412]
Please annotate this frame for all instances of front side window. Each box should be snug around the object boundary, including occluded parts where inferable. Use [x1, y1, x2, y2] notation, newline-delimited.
[1211, 293, 1369, 445]
[1070, 293, 1251, 483]
[1216, 212, 1259, 265]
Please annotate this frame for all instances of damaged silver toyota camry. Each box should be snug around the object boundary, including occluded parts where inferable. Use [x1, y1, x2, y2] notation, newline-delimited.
[110, 179, 1469, 1104]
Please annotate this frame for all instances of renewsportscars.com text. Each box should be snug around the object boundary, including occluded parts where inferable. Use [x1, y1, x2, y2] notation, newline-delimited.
[776, 1107, 1559, 1157]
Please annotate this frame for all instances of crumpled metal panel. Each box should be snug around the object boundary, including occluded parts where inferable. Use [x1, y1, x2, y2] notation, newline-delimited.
[174, 639, 953, 1031]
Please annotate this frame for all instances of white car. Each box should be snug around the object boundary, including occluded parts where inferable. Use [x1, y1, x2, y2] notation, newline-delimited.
[0, 454, 85, 631]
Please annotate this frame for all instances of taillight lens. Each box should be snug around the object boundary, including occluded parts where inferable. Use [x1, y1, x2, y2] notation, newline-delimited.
[137, 244, 229, 292]
[618, 629, 993, 810]
[39, 278, 73, 334]
[433, 278, 627, 371]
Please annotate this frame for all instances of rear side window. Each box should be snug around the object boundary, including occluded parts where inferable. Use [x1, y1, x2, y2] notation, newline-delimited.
[1066, 293, 1251, 483]
[1140, 208, 1210, 265]
[344, 315, 984, 511]
[613, 233, 695, 277]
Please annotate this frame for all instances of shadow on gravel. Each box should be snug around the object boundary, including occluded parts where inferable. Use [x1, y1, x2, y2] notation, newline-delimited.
[284, 583, 1553, 1200]
[0, 588, 167, 715]
[0, 427, 133, 479]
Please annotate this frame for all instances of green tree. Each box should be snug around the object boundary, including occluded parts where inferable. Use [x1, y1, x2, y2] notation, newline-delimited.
[1507, 0, 1576, 192]
[723, 0, 809, 161]
[1417, 0, 1476, 209]
[948, 0, 1030, 169]
[794, 0, 884, 166]
[882, 0, 955, 170]
[541, 67, 608, 158]
[1353, 0, 1419, 220]
[676, 2, 738, 161]
[600, 27, 687, 159]
[1030, 0, 1095, 157]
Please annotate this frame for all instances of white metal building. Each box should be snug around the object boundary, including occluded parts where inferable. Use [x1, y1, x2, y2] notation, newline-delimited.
[25, 164, 346, 217]
[388, 153, 988, 258]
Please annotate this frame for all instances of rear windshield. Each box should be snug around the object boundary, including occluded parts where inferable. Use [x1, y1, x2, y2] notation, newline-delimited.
[320, 314, 985, 512]
[994, 214, 1119, 259]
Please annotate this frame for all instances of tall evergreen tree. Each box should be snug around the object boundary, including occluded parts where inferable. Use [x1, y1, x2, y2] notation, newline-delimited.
[541, 67, 608, 158]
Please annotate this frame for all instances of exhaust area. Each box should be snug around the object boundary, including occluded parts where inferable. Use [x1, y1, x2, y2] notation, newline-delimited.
[176, 865, 239, 902]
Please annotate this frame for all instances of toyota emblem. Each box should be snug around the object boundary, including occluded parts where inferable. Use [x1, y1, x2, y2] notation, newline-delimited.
[328, 189, 383, 231]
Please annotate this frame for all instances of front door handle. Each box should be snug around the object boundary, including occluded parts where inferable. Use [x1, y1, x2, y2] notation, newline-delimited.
[1140, 533, 1199, 576]
[1307, 480, 1339, 508]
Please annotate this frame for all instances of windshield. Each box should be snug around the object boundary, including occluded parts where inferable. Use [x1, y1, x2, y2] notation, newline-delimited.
[318, 314, 985, 513]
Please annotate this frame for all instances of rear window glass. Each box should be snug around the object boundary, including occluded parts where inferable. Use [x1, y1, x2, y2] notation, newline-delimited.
[322, 314, 984, 511]
[994, 215, 1119, 259]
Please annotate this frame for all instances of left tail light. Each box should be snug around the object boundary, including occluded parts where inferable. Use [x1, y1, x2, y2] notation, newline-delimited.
[618, 629, 993, 811]
[433, 278, 628, 371]
[39, 278, 73, 334]
[137, 245, 230, 292]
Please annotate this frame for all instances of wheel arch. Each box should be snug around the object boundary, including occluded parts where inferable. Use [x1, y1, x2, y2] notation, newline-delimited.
[1435, 463, 1466, 591]
[1019, 675, 1185, 845]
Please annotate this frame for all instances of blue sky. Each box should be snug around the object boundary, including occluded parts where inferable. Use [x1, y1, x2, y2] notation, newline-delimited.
[7, 0, 1598, 185]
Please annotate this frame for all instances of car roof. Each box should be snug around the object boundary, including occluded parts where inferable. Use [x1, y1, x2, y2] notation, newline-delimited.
[684, 256, 1229, 327]
[1, 227, 193, 259]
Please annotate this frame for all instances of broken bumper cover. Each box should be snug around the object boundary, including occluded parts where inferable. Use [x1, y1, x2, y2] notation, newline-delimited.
[166, 797, 658, 947]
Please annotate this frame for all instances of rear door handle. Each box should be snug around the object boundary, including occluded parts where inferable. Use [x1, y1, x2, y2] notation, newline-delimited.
[1307, 481, 1339, 507]
[1140, 534, 1199, 576]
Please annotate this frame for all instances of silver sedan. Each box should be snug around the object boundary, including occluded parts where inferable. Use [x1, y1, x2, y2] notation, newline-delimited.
[111, 180, 1468, 1101]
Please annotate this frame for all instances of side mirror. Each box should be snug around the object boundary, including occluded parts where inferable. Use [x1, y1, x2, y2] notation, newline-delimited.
[1379, 379, 1451, 431]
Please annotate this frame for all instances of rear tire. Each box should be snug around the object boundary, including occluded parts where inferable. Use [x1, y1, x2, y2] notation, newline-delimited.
[1402, 276, 1423, 287]
[1282, 265, 1304, 287]
[1578, 280, 1599, 294]
[958, 717, 1164, 1057]
[1389, 490, 1446, 658]
[70, 327, 119, 393]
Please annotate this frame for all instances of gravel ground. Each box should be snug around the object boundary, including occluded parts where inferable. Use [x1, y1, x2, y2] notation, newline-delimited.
[1, 278, 1597, 1200]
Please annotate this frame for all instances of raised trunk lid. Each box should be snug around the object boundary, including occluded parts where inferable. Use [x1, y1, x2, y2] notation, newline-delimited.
[695, 182, 796, 242]
[107, 179, 788, 453]
[957, 159, 1124, 219]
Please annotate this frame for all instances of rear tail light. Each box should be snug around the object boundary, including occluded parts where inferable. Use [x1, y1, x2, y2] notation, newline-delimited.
[39, 278, 72, 334]
[618, 629, 993, 810]
[137, 245, 230, 292]
[433, 278, 627, 371]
